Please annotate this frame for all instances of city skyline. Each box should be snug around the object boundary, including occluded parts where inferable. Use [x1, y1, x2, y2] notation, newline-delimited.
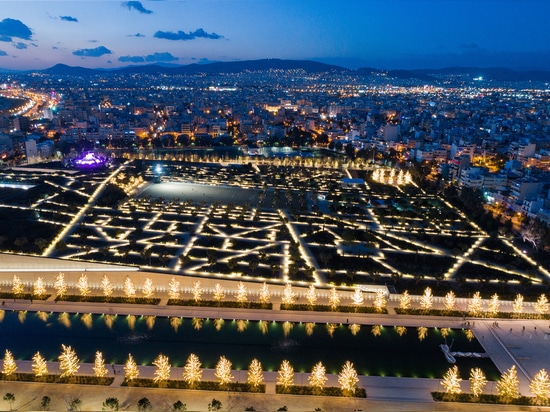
[0, 0, 548, 71]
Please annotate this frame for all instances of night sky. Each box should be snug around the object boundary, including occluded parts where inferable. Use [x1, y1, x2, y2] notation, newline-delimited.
[0, 0, 548, 71]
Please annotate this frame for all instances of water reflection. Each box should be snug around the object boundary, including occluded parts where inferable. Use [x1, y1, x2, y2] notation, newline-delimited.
[145, 316, 155, 330]
[258, 320, 268, 335]
[104, 314, 114, 329]
[58, 312, 71, 328]
[18, 310, 26, 324]
[170, 317, 182, 332]
[127, 315, 136, 331]
[81, 313, 93, 329]
[236, 319, 246, 332]
[214, 318, 224, 331]
[37, 311, 49, 322]
[192, 318, 203, 330]
[305, 322, 315, 336]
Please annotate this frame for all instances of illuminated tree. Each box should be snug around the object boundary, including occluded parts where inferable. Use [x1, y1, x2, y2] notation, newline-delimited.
[496, 365, 520, 401]
[124, 276, 136, 299]
[281, 283, 295, 305]
[277, 360, 294, 389]
[441, 365, 462, 395]
[58, 344, 80, 378]
[2, 349, 17, 376]
[192, 281, 202, 302]
[168, 277, 180, 300]
[373, 290, 387, 313]
[212, 283, 225, 302]
[328, 287, 340, 310]
[215, 356, 234, 385]
[153, 354, 171, 384]
[530, 368, 550, 405]
[259, 282, 271, 305]
[33, 277, 46, 298]
[338, 361, 359, 395]
[513, 294, 524, 316]
[32, 351, 48, 377]
[444, 291, 456, 312]
[535, 294, 549, 317]
[351, 287, 364, 306]
[420, 287, 433, 311]
[247, 358, 264, 389]
[306, 285, 317, 306]
[55, 272, 67, 297]
[469, 367, 487, 398]
[235, 281, 247, 303]
[417, 326, 428, 341]
[182, 353, 202, 386]
[101, 275, 113, 298]
[77, 273, 90, 296]
[308, 362, 327, 391]
[124, 354, 139, 381]
[488, 293, 500, 316]
[399, 290, 411, 310]
[93, 351, 108, 378]
[12, 275, 24, 296]
[468, 291, 483, 317]
[142, 278, 154, 299]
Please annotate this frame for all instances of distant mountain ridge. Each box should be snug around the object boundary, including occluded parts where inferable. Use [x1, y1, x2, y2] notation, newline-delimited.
[14, 59, 550, 83]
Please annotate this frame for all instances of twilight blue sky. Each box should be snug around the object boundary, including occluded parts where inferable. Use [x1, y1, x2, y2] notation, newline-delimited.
[0, 0, 548, 71]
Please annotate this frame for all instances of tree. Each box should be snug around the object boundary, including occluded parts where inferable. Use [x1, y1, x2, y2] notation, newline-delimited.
[328, 287, 340, 310]
[213, 283, 225, 302]
[399, 290, 411, 310]
[3, 393, 15, 410]
[168, 277, 180, 300]
[124, 277, 136, 299]
[68, 398, 81, 411]
[373, 290, 387, 313]
[513, 294, 524, 315]
[444, 291, 456, 312]
[101, 275, 113, 298]
[124, 354, 139, 381]
[103, 397, 119, 411]
[12, 275, 24, 296]
[215, 356, 233, 386]
[207, 399, 222, 411]
[441, 365, 462, 396]
[530, 368, 550, 405]
[277, 360, 294, 390]
[469, 368, 487, 398]
[58, 344, 79, 378]
[351, 287, 364, 306]
[77, 273, 90, 296]
[55, 273, 67, 297]
[235, 281, 248, 304]
[192, 281, 202, 302]
[488, 293, 500, 316]
[281, 283, 295, 305]
[468, 291, 483, 316]
[420, 287, 433, 311]
[309, 362, 328, 392]
[172, 400, 186, 411]
[182, 353, 202, 387]
[137, 397, 152, 411]
[2, 349, 16, 376]
[34, 277, 46, 298]
[93, 351, 108, 378]
[142, 278, 154, 299]
[496, 365, 520, 402]
[306, 285, 317, 307]
[535, 294, 549, 317]
[259, 282, 271, 305]
[338, 361, 359, 395]
[247, 358, 264, 389]
[153, 354, 171, 384]
[32, 351, 48, 377]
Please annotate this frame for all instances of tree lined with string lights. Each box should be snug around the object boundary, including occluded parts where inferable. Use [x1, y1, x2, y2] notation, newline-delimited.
[32, 351, 48, 377]
[182, 353, 202, 387]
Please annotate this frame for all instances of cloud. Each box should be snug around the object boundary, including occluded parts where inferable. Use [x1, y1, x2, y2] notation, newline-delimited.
[13, 42, 27, 50]
[122, 1, 153, 14]
[60, 16, 78, 23]
[0, 50, 7, 57]
[73, 46, 112, 57]
[460, 43, 479, 49]
[119, 52, 178, 63]
[119, 55, 145, 63]
[127, 33, 145, 37]
[154, 28, 224, 41]
[0, 18, 32, 42]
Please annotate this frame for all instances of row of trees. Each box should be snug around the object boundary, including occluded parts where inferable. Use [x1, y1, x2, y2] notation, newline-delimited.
[400, 287, 549, 317]
[441, 364, 550, 405]
[2, 347, 360, 395]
